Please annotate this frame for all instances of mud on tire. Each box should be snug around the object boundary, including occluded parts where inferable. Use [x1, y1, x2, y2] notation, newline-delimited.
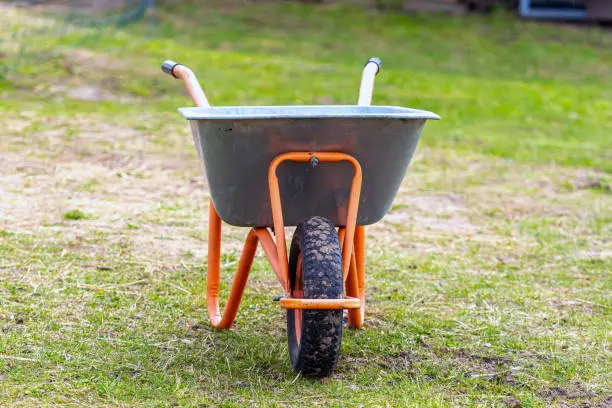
[287, 216, 343, 378]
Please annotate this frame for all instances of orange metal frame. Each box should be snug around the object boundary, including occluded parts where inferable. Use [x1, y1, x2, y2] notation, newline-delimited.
[205, 152, 367, 330]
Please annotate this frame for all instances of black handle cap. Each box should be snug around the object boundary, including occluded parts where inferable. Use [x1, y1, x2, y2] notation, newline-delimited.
[162, 60, 180, 78]
[366, 57, 382, 74]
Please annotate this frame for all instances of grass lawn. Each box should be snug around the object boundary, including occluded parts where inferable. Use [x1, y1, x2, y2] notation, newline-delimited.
[0, 1, 611, 406]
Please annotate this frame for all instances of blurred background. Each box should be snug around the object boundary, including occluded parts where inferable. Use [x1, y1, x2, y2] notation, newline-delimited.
[1, 0, 610, 406]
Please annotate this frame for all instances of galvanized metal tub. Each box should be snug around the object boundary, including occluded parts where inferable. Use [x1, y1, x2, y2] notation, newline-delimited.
[179, 105, 439, 227]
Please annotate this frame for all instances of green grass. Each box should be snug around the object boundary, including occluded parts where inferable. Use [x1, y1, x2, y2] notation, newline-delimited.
[63, 209, 91, 220]
[1, 1, 611, 406]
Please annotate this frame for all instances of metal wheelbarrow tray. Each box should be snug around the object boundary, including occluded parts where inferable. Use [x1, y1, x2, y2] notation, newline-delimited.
[162, 58, 439, 378]
[180, 105, 438, 227]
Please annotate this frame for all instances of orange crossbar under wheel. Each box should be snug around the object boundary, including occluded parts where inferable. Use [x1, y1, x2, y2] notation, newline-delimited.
[205, 152, 367, 330]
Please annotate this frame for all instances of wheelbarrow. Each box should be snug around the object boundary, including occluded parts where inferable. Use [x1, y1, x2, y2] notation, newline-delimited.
[162, 57, 439, 377]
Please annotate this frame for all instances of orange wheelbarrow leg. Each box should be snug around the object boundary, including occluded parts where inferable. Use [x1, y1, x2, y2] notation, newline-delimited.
[205, 202, 287, 329]
[346, 225, 366, 329]
[206, 201, 259, 329]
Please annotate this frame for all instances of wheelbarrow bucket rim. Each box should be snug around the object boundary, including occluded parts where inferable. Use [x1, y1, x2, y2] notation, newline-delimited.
[178, 105, 440, 121]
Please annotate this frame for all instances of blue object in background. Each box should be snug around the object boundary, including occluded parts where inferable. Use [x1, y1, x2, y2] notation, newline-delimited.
[519, 0, 587, 20]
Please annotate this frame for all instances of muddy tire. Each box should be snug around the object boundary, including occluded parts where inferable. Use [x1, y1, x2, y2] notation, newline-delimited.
[286, 216, 343, 378]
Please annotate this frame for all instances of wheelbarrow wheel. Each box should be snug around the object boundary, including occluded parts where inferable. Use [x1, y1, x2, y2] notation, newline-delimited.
[287, 216, 343, 378]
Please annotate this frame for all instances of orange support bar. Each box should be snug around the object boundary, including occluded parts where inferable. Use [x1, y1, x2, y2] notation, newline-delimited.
[206, 152, 365, 329]
[254, 228, 287, 292]
[268, 152, 362, 284]
[206, 203, 288, 329]
[207, 203, 259, 329]
[346, 225, 366, 328]
[279, 297, 361, 310]
[344, 250, 360, 308]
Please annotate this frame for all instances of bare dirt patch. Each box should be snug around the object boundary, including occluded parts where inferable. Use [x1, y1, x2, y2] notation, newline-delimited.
[42, 50, 133, 102]
[2, 119, 611, 268]
[47, 84, 122, 102]
[541, 382, 603, 406]
[0, 130, 240, 261]
[366, 149, 612, 260]
[438, 348, 518, 384]
[369, 191, 484, 253]
[578, 249, 612, 260]
[63, 49, 127, 72]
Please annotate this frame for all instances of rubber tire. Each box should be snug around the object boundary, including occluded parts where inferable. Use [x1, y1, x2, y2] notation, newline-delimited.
[287, 216, 343, 378]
